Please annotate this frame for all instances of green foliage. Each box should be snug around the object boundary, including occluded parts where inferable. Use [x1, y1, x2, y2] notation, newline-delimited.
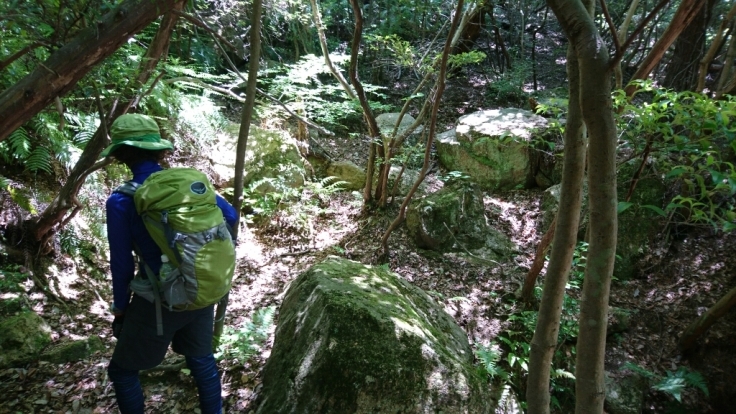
[0, 264, 27, 293]
[485, 62, 532, 107]
[475, 342, 508, 381]
[624, 363, 708, 404]
[0, 176, 36, 214]
[263, 54, 390, 131]
[216, 306, 276, 363]
[446, 51, 487, 73]
[615, 81, 736, 232]
[493, 242, 588, 407]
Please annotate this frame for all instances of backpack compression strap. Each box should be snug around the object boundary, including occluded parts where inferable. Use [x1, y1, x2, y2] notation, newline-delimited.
[114, 180, 141, 197]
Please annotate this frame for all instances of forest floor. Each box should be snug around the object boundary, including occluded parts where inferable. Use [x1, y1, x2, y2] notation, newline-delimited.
[2, 68, 736, 413]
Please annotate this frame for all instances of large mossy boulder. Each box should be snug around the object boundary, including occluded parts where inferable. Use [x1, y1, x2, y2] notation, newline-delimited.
[406, 183, 513, 256]
[0, 311, 52, 368]
[436, 109, 549, 190]
[256, 257, 493, 414]
[213, 124, 305, 192]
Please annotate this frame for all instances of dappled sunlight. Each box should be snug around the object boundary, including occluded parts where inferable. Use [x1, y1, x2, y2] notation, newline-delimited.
[391, 316, 436, 342]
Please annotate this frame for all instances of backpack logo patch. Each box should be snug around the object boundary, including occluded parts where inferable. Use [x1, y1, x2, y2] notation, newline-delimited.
[190, 181, 207, 195]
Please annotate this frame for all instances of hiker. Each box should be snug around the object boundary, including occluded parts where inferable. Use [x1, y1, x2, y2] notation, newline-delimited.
[103, 113, 237, 414]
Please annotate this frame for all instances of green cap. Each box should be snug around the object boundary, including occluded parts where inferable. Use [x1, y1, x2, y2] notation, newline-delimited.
[100, 114, 174, 158]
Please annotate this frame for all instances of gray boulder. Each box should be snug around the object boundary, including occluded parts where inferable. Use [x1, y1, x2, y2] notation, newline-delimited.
[406, 183, 513, 256]
[436, 109, 549, 190]
[0, 311, 52, 368]
[256, 256, 492, 414]
[376, 113, 423, 138]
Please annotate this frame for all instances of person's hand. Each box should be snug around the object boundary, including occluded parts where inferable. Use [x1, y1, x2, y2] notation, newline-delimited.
[112, 315, 125, 339]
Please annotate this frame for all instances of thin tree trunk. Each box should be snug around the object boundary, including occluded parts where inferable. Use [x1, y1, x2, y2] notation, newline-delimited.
[716, 30, 736, 97]
[310, 0, 357, 99]
[624, 0, 706, 96]
[218, 0, 263, 351]
[521, 216, 556, 302]
[614, 0, 641, 89]
[526, 27, 588, 414]
[547, 1, 618, 412]
[679, 284, 736, 352]
[348, 0, 382, 210]
[662, 0, 717, 92]
[696, 2, 736, 92]
[0, 0, 185, 142]
[380, 0, 464, 256]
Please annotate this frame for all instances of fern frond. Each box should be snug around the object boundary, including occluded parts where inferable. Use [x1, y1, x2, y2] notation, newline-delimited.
[680, 367, 709, 397]
[25, 146, 53, 174]
[8, 127, 32, 159]
[320, 176, 348, 191]
[476, 343, 507, 380]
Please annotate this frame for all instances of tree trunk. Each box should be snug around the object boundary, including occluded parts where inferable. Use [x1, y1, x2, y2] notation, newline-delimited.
[696, 2, 736, 92]
[380, 0, 464, 256]
[547, 1, 618, 413]
[614, 0, 641, 89]
[662, 0, 718, 91]
[451, 2, 491, 55]
[310, 0, 357, 99]
[348, 0, 382, 211]
[31, 3, 184, 246]
[526, 21, 588, 414]
[679, 284, 736, 352]
[625, 0, 706, 96]
[0, 0, 185, 142]
[220, 0, 263, 349]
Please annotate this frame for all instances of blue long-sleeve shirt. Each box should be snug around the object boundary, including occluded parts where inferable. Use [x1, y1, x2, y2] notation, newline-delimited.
[106, 160, 238, 312]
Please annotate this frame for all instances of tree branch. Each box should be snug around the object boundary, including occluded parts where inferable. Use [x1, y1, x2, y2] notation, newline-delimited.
[609, 0, 672, 70]
[599, 0, 621, 58]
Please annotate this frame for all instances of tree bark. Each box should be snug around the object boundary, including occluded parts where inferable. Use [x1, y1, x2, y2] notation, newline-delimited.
[348, 0, 382, 211]
[220, 0, 263, 350]
[679, 284, 736, 352]
[624, 0, 706, 96]
[526, 23, 588, 414]
[614, 0, 641, 89]
[547, 1, 618, 413]
[662, 0, 718, 92]
[0, 0, 185, 142]
[696, 2, 736, 92]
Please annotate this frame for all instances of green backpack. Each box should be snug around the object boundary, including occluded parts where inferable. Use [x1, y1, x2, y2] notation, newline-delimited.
[116, 168, 235, 332]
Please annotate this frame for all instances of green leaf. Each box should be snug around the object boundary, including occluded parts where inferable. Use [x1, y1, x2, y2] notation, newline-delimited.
[617, 201, 634, 214]
[653, 377, 686, 402]
[641, 204, 666, 217]
[667, 166, 689, 178]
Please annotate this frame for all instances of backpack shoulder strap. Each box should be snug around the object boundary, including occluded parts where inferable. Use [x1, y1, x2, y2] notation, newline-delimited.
[114, 180, 141, 198]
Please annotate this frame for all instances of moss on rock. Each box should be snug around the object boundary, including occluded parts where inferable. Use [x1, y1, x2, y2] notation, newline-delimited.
[0, 311, 52, 368]
[256, 256, 493, 413]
